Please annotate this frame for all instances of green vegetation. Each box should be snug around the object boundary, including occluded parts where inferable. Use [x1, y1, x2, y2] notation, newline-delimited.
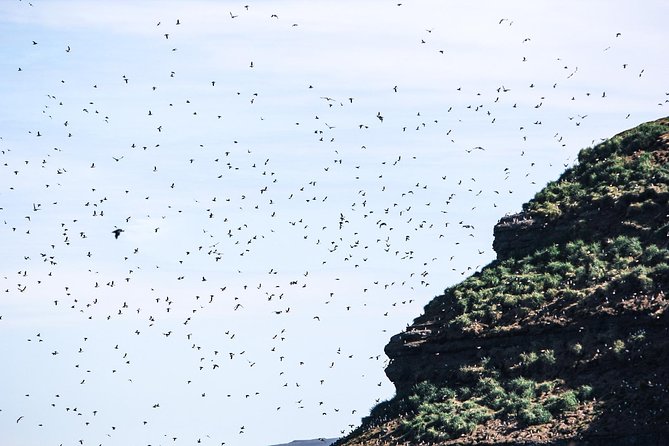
[424, 234, 669, 333]
[358, 346, 603, 443]
[396, 363, 593, 442]
[523, 121, 669, 219]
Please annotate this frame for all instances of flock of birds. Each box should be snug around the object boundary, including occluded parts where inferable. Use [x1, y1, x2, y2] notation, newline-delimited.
[2, 1, 667, 445]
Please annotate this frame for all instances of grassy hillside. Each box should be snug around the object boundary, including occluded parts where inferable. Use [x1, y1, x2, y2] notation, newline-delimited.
[336, 118, 669, 445]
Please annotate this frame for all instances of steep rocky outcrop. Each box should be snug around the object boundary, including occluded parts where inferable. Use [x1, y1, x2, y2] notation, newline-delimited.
[336, 118, 669, 445]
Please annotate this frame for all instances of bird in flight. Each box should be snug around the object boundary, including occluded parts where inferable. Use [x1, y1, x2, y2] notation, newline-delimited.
[112, 228, 124, 239]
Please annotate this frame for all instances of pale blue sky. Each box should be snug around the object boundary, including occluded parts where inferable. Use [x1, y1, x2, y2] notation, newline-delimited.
[1, 1, 667, 445]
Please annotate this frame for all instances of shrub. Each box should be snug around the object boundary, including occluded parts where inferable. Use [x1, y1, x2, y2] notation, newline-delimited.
[397, 373, 592, 443]
[561, 289, 586, 301]
[452, 313, 472, 328]
[546, 390, 579, 414]
[365, 396, 410, 424]
[400, 386, 493, 441]
[641, 244, 663, 264]
[501, 392, 533, 415]
[568, 342, 583, 356]
[619, 266, 655, 292]
[508, 377, 537, 399]
[518, 403, 553, 425]
[519, 292, 545, 309]
[437, 412, 474, 438]
[619, 122, 669, 155]
[519, 351, 539, 368]
[461, 400, 493, 424]
[652, 263, 669, 281]
[536, 381, 556, 395]
[541, 273, 562, 289]
[501, 294, 519, 308]
[608, 236, 643, 259]
[457, 364, 482, 381]
[539, 349, 557, 367]
[577, 385, 594, 400]
[459, 386, 472, 400]
[476, 377, 507, 410]
[612, 339, 627, 359]
[409, 381, 455, 407]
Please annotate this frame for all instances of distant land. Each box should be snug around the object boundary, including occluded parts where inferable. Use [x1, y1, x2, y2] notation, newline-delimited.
[268, 438, 337, 446]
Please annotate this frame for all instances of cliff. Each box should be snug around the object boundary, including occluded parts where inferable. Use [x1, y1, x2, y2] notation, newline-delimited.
[336, 118, 669, 445]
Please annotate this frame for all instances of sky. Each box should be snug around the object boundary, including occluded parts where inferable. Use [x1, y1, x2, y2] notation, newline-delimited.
[0, 1, 667, 445]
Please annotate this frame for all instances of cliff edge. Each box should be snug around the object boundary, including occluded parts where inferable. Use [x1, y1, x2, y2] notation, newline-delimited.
[336, 118, 669, 445]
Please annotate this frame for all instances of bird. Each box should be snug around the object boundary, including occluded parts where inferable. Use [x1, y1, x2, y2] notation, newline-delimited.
[111, 228, 124, 239]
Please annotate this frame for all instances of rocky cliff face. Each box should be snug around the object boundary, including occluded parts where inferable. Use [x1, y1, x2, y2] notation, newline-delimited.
[336, 118, 669, 446]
